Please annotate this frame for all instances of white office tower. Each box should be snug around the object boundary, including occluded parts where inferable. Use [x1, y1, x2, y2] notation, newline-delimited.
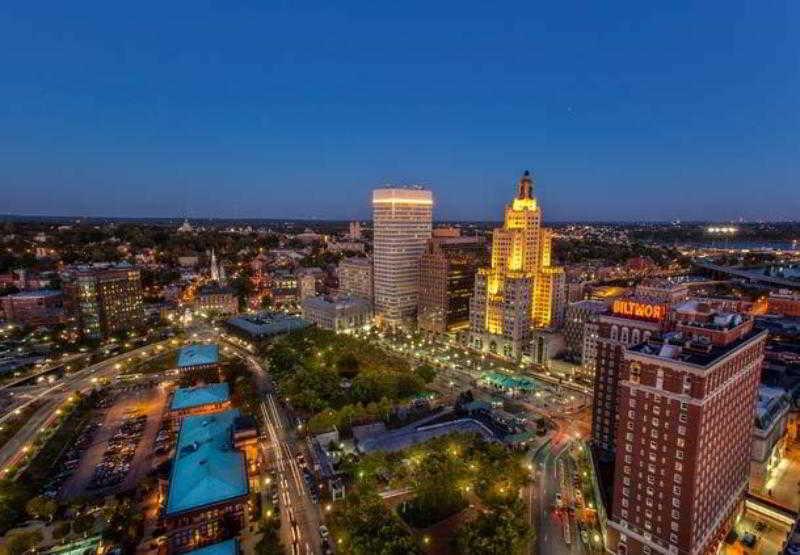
[372, 187, 433, 326]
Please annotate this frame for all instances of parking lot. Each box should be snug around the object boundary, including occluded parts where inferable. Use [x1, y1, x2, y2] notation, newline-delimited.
[60, 383, 168, 499]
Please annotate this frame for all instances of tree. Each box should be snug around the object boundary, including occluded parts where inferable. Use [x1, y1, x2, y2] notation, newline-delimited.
[52, 520, 71, 540]
[328, 491, 422, 555]
[254, 517, 284, 554]
[0, 480, 32, 533]
[72, 513, 95, 537]
[4, 530, 44, 555]
[336, 353, 360, 378]
[25, 496, 58, 522]
[414, 364, 437, 384]
[402, 447, 466, 527]
[455, 500, 532, 555]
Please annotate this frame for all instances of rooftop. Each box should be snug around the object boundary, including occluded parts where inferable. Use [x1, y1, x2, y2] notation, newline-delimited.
[184, 539, 238, 555]
[4, 289, 62, 299]
[226, 312, 310, 338]
[629, 328, 765, 368]
[171, 383, 230, 411]
[198, 283, 236, 295]
[302, 295, 371, 310]
[166, 409, 248, 516]
[480, 371, 536, 391]
[755, 385, 790, 430]
[177, 344, 220, 368]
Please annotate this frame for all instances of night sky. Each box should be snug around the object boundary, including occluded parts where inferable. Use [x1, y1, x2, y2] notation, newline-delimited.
[1, 2, 798, 221]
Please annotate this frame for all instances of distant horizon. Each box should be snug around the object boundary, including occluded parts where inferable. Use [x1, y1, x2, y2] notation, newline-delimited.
[2, 212, 799, 226]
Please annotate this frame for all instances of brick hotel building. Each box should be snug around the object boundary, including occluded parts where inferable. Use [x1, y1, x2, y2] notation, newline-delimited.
[606, 305, 766, 555]
[591, 298, 670, 461]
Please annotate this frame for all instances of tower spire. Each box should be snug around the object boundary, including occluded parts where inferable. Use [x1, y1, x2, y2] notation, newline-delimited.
[517, 170, 534, 200]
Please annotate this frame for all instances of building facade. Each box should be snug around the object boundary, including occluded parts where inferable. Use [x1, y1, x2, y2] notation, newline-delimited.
[591, 305, 666, 462]
[195, 284, 239, 316]
[417, 233, 485, 333]
[372, 187, 433, 325]
[563, 300, 609, 361]
[63, 265, 144, 338]
[1, 290, 65, 327]
[337, 257, 373, 302]
[469, 171, 564, 359]
[606, 310, 766, 555]
[301, 295, 372, 331]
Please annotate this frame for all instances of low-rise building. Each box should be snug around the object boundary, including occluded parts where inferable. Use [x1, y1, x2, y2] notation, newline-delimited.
[769, 291, 800, 318]
[301, 295, 372, 331]
[269, 269, 298, 306]
[751, 385, 791, 485]
[225, 312, 310, 341]
[297, 268, 324, 301]
[177, 344, 220, 373]
[184, 539, 239, 555]
[170, 383, 231, 420]
[1, 290, 65, 326]
[194, 284, 238, 316]
[163, 410, 250, 552]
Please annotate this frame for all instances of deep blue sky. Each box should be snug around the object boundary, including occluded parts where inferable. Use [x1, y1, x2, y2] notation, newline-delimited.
[1, 2, 798, 221]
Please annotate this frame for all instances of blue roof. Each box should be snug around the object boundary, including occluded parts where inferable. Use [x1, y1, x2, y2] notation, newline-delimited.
[185, 539, 238, 555]
[171, 383, 230, 411]
[166, 409, 248, 516]
[177, 344, 220, 368]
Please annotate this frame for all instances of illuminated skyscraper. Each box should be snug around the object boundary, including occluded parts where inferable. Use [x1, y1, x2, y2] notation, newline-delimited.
[372, 187, 433, 325]
[469, 171, 564, 358]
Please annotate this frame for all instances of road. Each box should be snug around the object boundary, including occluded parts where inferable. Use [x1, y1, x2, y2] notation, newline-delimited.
[0, 336, 186, 475]
[531, 434, 580, 555]
[219, 338, 323, 555]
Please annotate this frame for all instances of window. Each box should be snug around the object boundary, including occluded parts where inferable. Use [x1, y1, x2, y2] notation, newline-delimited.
[630, 363, 641, 383]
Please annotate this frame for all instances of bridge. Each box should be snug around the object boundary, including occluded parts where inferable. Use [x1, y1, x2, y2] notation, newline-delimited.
[693, 261, 800, 290]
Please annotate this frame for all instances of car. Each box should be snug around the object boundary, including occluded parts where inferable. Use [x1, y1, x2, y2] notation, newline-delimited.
[319, 525, 330, 539]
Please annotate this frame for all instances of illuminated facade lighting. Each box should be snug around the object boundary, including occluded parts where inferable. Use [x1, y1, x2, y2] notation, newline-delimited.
[469, 171, 565, 359]
[372, 187, 433, 325]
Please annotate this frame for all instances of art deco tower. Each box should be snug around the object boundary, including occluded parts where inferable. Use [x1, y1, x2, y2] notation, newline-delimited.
[469, 171, 564, 358]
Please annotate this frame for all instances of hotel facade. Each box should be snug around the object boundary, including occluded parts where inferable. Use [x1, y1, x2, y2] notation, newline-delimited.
[606, 307, 766, 555]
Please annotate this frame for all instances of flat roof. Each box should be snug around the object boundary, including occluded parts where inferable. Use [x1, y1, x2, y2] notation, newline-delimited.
[166, 409, 248, 516]
[226, 312, 310, 338]
[302, 295, 371, 310]
[5, 289, 62, 299]
[177, 344, 219, 368]
[629, 329, 765, 368]
[480, 371, 536, 391]
[185, 539, 238, 555]
[171, 383, 230, 411]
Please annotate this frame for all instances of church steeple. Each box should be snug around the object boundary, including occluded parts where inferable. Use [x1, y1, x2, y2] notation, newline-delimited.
[210, 249, 220, 282]
[517, 170, 534, 200]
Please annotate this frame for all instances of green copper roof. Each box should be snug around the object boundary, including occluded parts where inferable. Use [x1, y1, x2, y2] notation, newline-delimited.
[177, 343, 220, 368]
[185, 539, 238, 555]
[171, 383, 230, 411]
[166, 409, 248, 516]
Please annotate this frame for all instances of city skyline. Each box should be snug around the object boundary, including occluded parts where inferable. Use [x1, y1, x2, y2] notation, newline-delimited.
[2, 2, 798, 222]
